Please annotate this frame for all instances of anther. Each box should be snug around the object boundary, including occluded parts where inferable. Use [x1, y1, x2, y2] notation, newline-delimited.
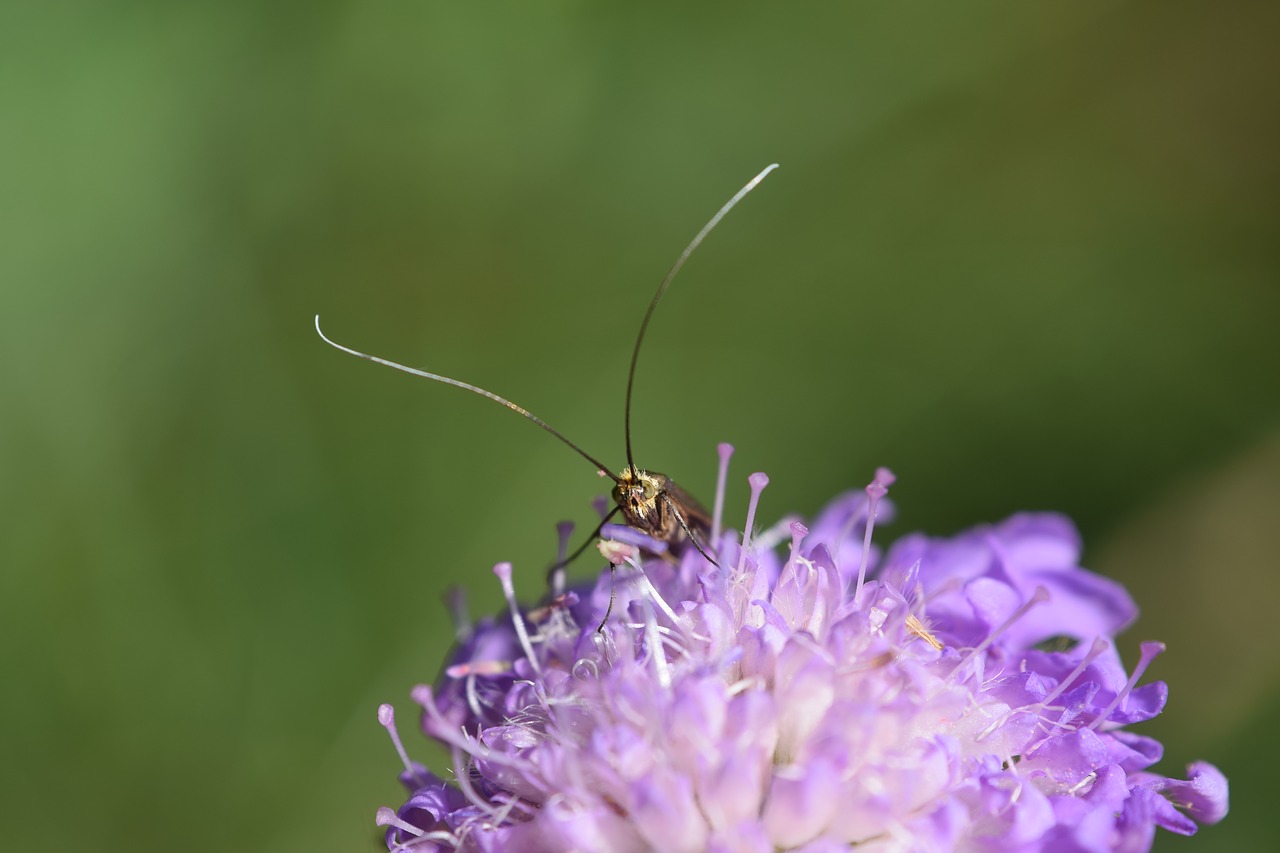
[444, 660, 511, 678]
[378, 703, 420, 782]
[737, 472, 770, 574]
[786, 521, 809, 573]
[855, 467, 896, 601]
[1088, 641, 1165, 731]
[376, 806, 423, 837]
[493, 562, 542, 678]
[712, 442, 735, 542]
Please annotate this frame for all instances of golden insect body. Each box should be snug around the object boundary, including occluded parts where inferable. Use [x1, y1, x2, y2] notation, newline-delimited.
[613, 468, 711, 549]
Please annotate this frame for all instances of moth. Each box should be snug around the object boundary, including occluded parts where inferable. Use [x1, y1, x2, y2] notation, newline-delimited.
[316, 163, 777, 579]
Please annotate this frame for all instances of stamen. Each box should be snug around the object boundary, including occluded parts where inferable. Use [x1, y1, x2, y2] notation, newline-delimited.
[855, 467, 896, 601]
[809, 557, 834, 638]
[712, 442, 735, 543]
[905, 614, 944, 650]
[483, 794, 523, 833]
[833, 494, 867, 567]
[443, 586, 472, 642]
[445, 660, 511, 679]
[651, 624, 693, 661]
[464, 673, 484, 720]
[390, 834, 456, 852]
[628, 560, 688, 637]
[451, 745, 501, 818]
[376, 806, 423, 837]
[525, 591, 579, 624]
[752, 514, 803, 553]
[736, 472, 770, 574]
[378, 703, 422, 783]
[551, 521, 574, 597]
[411, 684, 534, 773]
[641, 593, 671, 689]
[493, 562, 542, 678]
[1008, 638, 1113, 752]
[556, 521, 575, 561]
[1040, 637, 1110, 708]
[727, 675, 765, 696]
[376, 807, 458, 851]
[786, 522, 808, 573]
[1088, 641, 1165, 731]
[1066, 771, 1097, 795]
[949, 586, 1051, 683]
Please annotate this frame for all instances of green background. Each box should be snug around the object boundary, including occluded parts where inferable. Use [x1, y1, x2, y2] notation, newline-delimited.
[3, 1, 1276, 850]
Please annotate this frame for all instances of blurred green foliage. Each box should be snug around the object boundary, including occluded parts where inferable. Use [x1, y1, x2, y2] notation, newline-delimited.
[1, 1, 1276, 850]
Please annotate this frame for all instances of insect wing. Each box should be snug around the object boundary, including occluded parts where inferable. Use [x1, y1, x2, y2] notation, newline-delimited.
[660, 475, 712, 538]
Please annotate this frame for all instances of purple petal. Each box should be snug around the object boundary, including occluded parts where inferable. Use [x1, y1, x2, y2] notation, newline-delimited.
[1147, 761, 1230, 825]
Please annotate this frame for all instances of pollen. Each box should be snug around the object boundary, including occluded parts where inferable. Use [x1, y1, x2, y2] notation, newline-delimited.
[906, 613, 944, 650]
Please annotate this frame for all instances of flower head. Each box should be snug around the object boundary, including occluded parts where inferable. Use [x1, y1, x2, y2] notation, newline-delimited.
[376, 446, 1227, 852]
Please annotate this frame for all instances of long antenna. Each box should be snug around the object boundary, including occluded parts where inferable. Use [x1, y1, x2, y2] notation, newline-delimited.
[315, 315, 620, 482]
[623, 163, 780, 477]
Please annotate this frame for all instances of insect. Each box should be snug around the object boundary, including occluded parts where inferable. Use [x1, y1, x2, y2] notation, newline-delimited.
[316, 163, 778, 584]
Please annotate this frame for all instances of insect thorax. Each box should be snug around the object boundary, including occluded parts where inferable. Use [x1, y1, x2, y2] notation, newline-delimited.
[612, 469, 676, 539]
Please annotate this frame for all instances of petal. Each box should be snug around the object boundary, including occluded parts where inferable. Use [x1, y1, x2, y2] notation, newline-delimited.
[1147, 761, 1230, 825]
[762, 760, 840, 848]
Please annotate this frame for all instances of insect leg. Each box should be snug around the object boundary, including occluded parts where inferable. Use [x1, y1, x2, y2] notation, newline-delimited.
[546, 504, 623, 593]
[595, 562, 617, 635]
[661, 492, 720, 568]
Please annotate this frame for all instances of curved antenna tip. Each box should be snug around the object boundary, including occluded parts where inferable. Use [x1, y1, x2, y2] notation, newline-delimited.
[314, 315, 344, 351]
[622, 163, 781, 473]
[743, 163, 780, 192]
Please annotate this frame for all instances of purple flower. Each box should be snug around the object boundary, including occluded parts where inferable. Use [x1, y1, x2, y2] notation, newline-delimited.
[375, 446, 1228, 852]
